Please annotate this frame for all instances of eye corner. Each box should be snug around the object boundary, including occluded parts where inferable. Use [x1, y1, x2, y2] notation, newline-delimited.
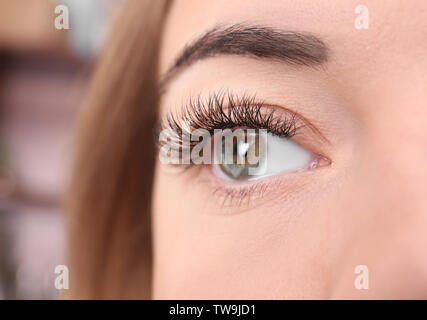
[309, 153, 332, 170]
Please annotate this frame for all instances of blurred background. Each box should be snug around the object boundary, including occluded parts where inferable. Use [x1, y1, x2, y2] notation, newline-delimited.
[0, 0, 125, 299]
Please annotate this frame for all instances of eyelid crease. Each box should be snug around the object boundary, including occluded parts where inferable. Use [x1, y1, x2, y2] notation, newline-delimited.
[158, 90, 299, 144]
[156, 90, 329, 159]
[156, 90, 332, 210]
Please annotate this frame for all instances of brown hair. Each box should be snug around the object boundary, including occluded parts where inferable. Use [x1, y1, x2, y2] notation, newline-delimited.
[66, 0, 169, 299]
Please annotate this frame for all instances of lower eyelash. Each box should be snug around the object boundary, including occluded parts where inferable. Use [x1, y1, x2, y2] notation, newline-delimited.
[192, 167, 305, 211]
[212, 181, 270, 207]
[157, 91, 321, 208]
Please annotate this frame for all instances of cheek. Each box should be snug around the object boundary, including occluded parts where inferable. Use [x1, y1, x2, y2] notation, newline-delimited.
[152, 168, 336, 299]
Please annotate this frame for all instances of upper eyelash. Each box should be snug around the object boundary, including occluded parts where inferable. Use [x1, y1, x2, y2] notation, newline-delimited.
[157, 91, 301, 151]
[156, 92, 308, 207]
[156, 92, 327, 208]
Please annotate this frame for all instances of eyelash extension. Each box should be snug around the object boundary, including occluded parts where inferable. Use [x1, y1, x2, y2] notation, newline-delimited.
[157, 91, 302, 155]
[157, 92, 311, 208]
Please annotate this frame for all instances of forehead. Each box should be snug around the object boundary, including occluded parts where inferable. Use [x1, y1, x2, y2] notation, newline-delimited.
[160, 0, 427, 76]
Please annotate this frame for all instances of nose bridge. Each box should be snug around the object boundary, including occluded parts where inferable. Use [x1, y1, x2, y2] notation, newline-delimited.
[364, 81, 427, 208]
[366, 104, 427, 231]
[357, 105, 427, 296]
[331, 117, 427, 298]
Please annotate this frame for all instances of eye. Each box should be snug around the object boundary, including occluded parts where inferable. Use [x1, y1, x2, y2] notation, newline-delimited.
[212, 129, 319, 181]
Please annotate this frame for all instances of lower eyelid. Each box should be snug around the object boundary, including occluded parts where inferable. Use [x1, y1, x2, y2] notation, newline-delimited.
[188, 160, 329, 212]
[158, 92, 333, 210]
[158, 129, 332, 210]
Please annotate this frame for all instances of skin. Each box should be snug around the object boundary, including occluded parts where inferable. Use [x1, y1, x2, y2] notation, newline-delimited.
[152, 0, 427, 299]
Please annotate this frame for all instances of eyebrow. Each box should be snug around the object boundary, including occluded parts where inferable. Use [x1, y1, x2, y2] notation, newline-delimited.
[160, 24, 329, 90]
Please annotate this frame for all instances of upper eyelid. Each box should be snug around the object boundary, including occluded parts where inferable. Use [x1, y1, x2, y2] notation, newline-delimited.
[159, 91, 300, 138]
[158, 90, 330, 146]
[266, 103, 330, 145]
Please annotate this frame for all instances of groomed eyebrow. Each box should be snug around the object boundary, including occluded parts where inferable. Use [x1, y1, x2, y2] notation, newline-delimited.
[160, 24, 329, 90]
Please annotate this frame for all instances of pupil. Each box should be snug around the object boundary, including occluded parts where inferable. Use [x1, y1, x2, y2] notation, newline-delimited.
[219, 130, 259, 179]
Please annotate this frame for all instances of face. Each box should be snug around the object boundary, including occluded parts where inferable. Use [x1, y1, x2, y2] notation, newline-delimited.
[152, 0, 427, 299]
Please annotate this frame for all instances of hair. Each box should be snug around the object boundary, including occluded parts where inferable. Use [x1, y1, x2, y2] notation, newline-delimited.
[65, 0, 170, 299]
